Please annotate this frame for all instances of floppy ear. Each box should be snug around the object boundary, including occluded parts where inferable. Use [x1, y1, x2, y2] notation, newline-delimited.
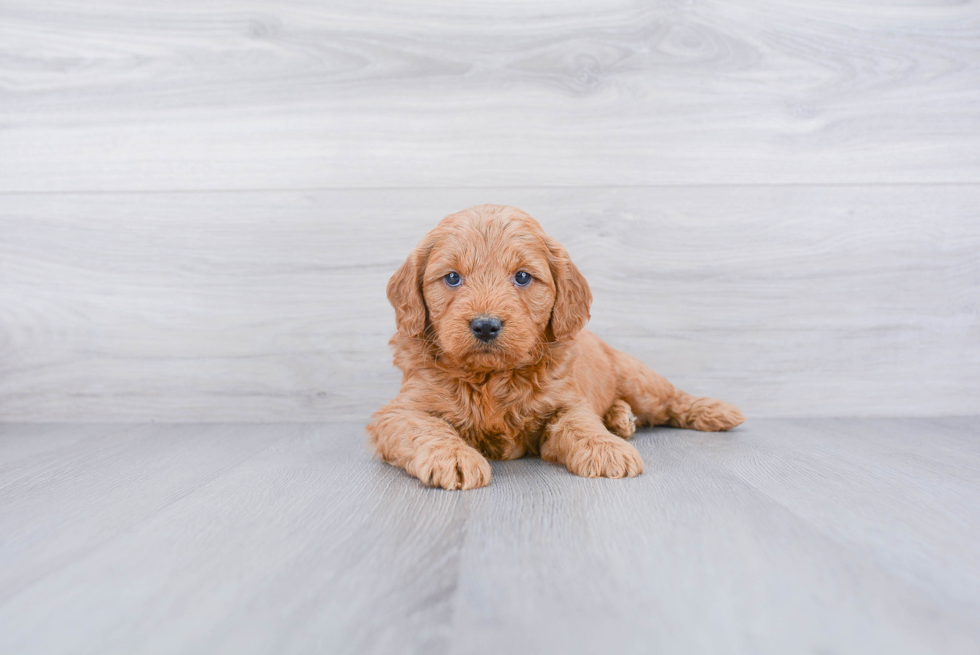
[387, 244, 430, 337]
[546, 238, 592, 341]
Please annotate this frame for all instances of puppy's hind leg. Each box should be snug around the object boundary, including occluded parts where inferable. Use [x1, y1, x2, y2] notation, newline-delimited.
[611, 351, 745, 432]
[603, 399, 636, 439]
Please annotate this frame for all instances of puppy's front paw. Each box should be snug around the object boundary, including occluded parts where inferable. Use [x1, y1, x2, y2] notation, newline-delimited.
[684, 398, 745, 431]
[409, 441, 492, 490]
[566, 435, 644, 479]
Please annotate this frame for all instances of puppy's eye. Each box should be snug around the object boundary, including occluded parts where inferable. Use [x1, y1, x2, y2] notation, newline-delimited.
[514, 271, 532, 287]
[444, 271, 462, 287]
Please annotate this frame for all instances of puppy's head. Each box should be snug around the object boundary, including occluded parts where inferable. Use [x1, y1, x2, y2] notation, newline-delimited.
[388, 205, 591, 371]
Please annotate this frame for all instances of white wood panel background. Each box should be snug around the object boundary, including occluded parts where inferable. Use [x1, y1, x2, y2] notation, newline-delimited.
[2, 187, 977, 421]
[1, 0, 979, 191]
[0, 0, 978, 421]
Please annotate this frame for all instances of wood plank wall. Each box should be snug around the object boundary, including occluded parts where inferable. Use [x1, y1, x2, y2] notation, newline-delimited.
[1, 1, 978, 421]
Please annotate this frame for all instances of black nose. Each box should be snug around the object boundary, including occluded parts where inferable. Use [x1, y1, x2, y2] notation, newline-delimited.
[470, 316, 502, 342]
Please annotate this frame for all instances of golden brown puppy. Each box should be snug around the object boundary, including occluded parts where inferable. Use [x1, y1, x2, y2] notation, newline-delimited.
[367, 204, 744, 489]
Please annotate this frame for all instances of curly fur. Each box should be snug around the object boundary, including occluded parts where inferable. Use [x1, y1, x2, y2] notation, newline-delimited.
[367, 205, 744, 489]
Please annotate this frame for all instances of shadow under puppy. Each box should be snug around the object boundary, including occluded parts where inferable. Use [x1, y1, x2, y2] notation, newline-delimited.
[367, 205, 744, 489]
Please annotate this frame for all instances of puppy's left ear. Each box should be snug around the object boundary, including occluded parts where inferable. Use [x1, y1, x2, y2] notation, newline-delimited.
[387, 243, 431, 337]
[546, 237, 592, 341]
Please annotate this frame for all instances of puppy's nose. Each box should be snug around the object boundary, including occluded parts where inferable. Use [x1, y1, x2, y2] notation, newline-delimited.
[470, 316, 502, 342]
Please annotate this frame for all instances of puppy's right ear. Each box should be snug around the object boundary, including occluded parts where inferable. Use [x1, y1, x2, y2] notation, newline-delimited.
[387, 244, 429, 337]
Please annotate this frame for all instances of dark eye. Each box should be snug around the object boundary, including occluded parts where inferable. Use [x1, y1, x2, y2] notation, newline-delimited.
[514, 271, 532, 287]
[444, 271, 462, 287]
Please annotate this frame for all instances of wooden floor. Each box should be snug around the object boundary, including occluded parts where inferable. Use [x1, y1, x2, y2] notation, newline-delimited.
[2, 418, 978, 654]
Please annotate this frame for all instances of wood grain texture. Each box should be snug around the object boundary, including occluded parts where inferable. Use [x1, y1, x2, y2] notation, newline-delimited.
[1, 0, 979, 191]
[2, 186, 977, 421]
[1, 419, 978, 654]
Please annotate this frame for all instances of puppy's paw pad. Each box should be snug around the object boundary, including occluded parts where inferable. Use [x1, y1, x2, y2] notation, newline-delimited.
[686, 398, 745, 431]
[566, 436, 644, 479]
[412, 443, 492, 490]
[603, 399, 636, 440]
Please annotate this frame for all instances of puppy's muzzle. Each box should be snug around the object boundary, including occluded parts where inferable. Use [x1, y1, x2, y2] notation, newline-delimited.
[470, 316, 502, 343]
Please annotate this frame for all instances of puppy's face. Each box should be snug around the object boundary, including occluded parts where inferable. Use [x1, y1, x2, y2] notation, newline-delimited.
[422, 216, 557, 370]
[388, 206, 592, 372]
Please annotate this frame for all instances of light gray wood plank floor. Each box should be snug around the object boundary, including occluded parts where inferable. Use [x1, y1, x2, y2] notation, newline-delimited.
[2, 418, 978, 654]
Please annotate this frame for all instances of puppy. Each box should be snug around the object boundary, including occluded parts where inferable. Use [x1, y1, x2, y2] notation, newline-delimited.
[367, 205, 744, 489]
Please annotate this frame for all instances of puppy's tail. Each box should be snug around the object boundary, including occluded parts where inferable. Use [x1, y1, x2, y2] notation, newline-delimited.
[610, 349, 745, 432]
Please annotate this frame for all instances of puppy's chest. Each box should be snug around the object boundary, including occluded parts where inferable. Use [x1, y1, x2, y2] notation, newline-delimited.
[447, 380, 551, 460]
